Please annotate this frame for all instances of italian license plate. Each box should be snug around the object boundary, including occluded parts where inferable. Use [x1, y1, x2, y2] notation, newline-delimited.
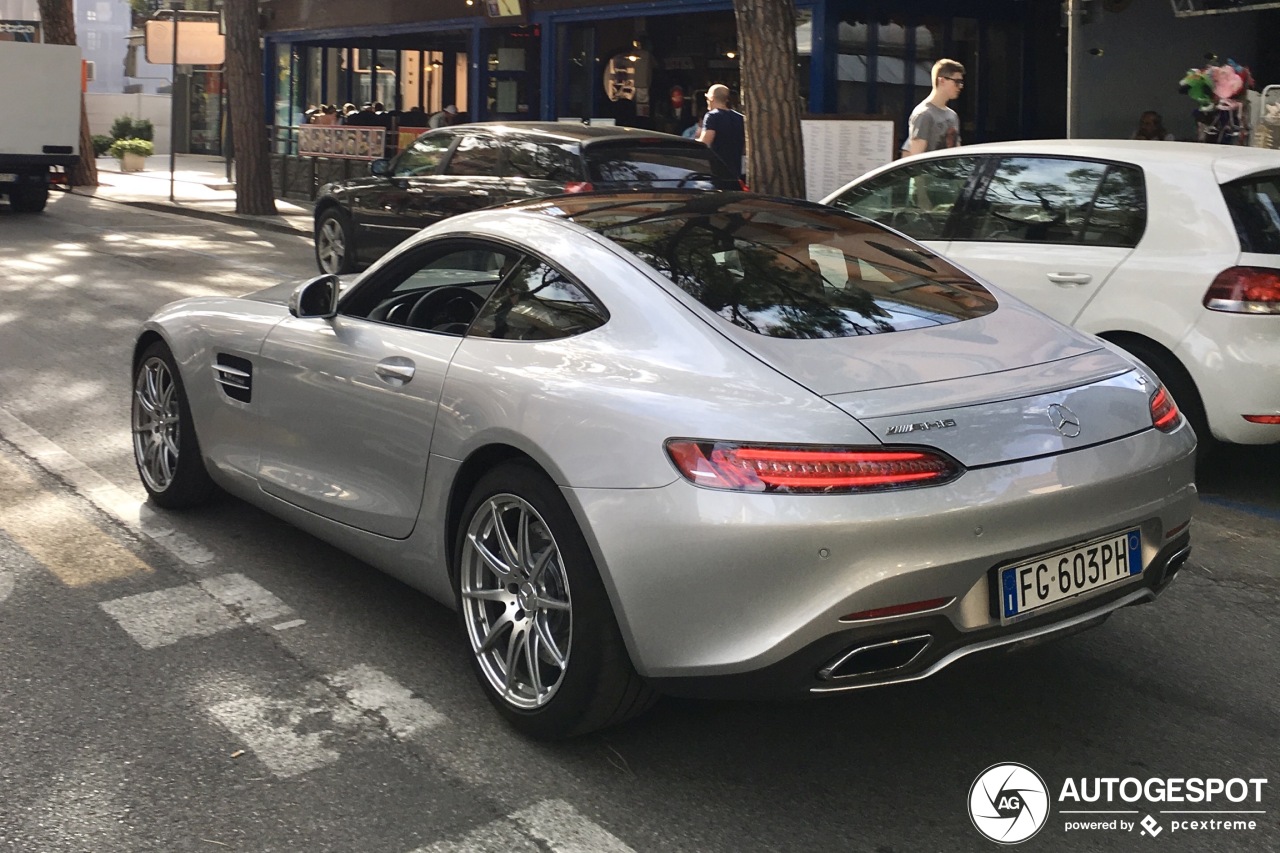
[999, 529, 1142, 622]
[0, 173, 16, 183]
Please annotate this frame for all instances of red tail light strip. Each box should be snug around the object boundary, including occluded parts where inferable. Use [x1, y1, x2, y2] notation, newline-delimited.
[1149, 386, 1182, 433]
[665, 440, 962, 494]
[1243, 414, 1280, 424]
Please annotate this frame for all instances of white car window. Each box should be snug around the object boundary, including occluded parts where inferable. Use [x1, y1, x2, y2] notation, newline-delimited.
[962, 157, 1111, 245]
[826, 156, 978, 241]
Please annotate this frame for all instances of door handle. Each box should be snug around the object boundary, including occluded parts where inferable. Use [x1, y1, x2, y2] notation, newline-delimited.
[1046, 272, 1093, 285]
[469, 189, 490, 196]
[375, 357, 416, 386]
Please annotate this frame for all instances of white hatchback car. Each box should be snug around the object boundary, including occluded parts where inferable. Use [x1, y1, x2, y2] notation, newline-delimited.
[823, 140, 1280, 448]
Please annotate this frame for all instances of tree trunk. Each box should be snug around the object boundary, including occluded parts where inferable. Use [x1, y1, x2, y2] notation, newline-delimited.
[224, 0, 277, 215]
[731, 0, 805, 198]
[38, 0, 98, 188]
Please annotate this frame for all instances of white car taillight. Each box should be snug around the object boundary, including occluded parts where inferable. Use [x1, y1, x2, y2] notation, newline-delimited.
[1203, 266, 1280, 314]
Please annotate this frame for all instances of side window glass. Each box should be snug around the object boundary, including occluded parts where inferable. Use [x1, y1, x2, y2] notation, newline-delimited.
[445, 134, 501, 176]
[392, 134, 452, 178]
[964, 157, 1108, 244]
[341, 242, 515, 331]
[506, 140, 580, 181]
[470, 258, 608, 341]
[827, 157, 977, 241]
[1080, 165, 1146, 247]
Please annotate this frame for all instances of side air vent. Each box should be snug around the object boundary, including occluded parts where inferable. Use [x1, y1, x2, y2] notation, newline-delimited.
[213, 354, 252, 403]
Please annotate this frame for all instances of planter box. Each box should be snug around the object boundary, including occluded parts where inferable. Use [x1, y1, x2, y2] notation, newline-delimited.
[119, 152, 147, 172]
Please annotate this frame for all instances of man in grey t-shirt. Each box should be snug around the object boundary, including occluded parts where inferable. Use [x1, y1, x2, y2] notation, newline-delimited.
[901, 58, 964, 157]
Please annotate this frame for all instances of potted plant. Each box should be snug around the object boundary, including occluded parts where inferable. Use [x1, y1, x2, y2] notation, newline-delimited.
[107, 138, 154, 172]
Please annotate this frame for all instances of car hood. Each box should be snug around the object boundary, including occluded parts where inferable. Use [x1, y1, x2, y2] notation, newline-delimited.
[243, 275, 360, 307]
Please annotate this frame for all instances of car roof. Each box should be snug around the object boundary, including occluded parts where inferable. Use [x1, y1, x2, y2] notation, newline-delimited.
[446, 121, 700, 147]
[905, 138, 1280, 184]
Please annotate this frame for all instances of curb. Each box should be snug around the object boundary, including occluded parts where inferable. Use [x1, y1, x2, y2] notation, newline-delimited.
[66, 187, 312, 237]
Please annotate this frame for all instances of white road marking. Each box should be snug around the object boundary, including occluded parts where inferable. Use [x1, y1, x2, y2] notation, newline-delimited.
[99, 573, 290, 649]
[410, 800, 636, 853]
[0, 407, 215, 566]
[207, 681, 366, 778]
[413, 819, 541, 853]
[200, 572, 292, 624]
[204, 667, 447, 779]
[100, 583, 240, 649]
[329, 664, 448, 739]
[511, 799, 638, 853]
[0, 454, 153, 587]
[272, 618, 307, 631]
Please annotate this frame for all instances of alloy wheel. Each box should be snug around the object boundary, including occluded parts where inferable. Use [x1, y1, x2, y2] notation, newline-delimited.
[317, 217, 348, 274]
[460, 494, 572, 710]
[132, 356, 181, 493]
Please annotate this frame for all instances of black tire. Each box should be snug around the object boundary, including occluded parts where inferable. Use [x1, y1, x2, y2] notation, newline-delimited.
[8, 184, 49, 213]
[314, 208, 356, 274]
[1118, 339, 1217, 460]
[131, 342, 216, 509]
[454, 462, 656, 739]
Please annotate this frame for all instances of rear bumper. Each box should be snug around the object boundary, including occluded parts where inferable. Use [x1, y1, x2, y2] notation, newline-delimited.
[647, 531, 1189, 700]
[1178, 311, 1280, 444]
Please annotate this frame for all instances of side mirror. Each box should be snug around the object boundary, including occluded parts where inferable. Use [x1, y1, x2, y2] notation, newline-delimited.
[289, 274, 340, 319]
[370, 158, 391, 177]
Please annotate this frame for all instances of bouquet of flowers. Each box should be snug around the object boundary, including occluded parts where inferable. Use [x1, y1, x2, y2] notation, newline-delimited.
[1180, 58, 1254, 144]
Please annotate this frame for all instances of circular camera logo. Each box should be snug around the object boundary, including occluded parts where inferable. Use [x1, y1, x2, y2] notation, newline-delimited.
[969, 763, 1050, 844]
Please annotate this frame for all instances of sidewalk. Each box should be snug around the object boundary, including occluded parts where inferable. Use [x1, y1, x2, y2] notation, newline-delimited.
[66, 153, 314, 236]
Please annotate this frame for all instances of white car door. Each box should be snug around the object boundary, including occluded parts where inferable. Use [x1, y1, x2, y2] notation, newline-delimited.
[942, 156, 1145, 324]
[252, 240, 513, 538]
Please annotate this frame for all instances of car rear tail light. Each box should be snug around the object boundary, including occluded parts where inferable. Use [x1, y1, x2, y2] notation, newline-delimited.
[1203, 266, 1280, 313]
[1149, 385, 1182, 433]
[738, 179, 750, 191]
[564, 181, 594, 193]
[1243, 414, 1280, 424]
[664, 440, 963, 494]
[840, 597, 953, 622]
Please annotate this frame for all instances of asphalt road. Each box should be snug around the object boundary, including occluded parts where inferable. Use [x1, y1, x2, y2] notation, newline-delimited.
[0, 191, 1276, 852]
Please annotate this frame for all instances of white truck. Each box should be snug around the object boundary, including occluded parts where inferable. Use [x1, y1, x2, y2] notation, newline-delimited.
[0, 41, 82, 213]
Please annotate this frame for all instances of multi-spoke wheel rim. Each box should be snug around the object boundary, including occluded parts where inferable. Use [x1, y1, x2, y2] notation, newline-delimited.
[460, 494, 572, 710]
[132, 356, 181, 493]
[317, 218, 347, 273]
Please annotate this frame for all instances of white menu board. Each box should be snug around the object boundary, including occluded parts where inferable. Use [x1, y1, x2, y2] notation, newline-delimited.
[802, 118, 896, 201]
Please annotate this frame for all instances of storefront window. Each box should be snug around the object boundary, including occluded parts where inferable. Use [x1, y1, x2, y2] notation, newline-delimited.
[484, 26, 540, 119]
[189, 68, 224, 155]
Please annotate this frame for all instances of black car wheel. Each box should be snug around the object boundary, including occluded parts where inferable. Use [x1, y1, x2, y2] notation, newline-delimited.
[455, 462, 656, 739]
[8, 184, 49, 213]
[131, 341, 216, 508]
[315, 208, 356, 274]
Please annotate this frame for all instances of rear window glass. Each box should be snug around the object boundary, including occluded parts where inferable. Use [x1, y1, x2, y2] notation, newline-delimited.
[585, 143, 737, 187]
[541, 196, 997, 338]
[1222, 172, 1280, 253]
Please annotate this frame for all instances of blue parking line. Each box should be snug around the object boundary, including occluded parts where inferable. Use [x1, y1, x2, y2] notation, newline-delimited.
[1199, 495, 1280, 521]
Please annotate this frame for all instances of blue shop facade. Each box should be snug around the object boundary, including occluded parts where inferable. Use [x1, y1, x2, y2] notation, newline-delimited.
[261, 0, 1280, 180]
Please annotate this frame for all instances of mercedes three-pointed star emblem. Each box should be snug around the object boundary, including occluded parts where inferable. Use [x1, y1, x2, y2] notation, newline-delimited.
[1047, 403, 1081, 437]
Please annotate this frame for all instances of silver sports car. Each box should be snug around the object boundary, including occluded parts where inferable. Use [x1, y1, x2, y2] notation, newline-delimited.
[131, 191, 1197, 739]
